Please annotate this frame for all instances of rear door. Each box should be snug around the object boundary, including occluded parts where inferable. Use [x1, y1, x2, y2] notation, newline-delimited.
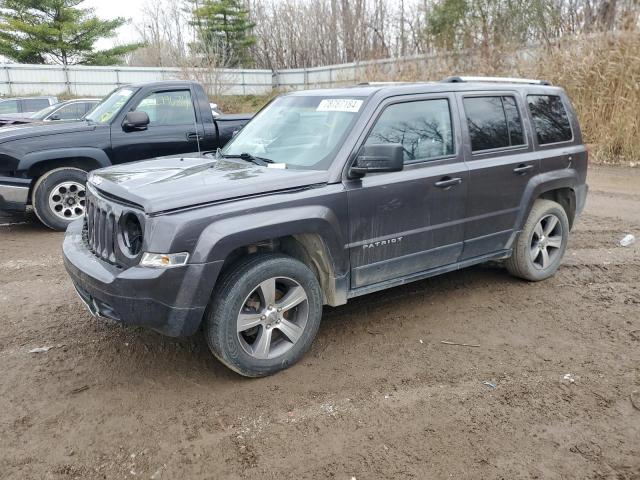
[345, 93, 468, 289]
[109, 88, 203, 164]
[457, 91, 537, 259]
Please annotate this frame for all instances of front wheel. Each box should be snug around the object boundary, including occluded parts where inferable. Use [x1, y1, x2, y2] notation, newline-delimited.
[506, 199, 570, 281]
[205, 254, 323, 377]
[32, 167, 87, 231]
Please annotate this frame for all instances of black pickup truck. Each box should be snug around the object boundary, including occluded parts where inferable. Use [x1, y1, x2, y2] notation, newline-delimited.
[0, 80, 251, 230]
[64, 77, 588, 377]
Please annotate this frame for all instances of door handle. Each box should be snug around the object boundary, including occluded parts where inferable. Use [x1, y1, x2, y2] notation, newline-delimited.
[186, 132, 201, 141]
[434, 177, 462, 189]
[513, 164, 534, 175]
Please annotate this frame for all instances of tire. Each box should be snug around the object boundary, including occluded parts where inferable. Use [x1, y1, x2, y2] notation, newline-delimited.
[205, 254, 323, 377]
[506, 199, 570, 281]
[32, 167, 88, 231]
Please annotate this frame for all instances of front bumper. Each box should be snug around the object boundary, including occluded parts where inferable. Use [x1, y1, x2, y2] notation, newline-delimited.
[63, 219, 223, 336]
[0, 176, 29, 211]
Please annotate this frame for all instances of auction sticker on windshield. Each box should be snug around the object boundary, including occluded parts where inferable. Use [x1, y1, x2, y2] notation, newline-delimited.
[316, 99, 363, 113]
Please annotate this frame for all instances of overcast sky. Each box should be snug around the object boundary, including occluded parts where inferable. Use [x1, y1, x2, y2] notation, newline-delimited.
[84, 0, 144, 48]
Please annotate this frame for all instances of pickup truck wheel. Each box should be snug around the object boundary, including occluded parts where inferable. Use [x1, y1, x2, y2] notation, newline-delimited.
[205, 254, 323, 377]
[506, 199, 569, 281]
[32, 167, 87, 231]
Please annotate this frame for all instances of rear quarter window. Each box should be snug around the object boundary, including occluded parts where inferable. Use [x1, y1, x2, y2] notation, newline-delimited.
[527, 95, 573, 144]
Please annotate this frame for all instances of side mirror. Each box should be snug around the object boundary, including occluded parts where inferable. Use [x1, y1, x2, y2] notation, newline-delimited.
[122, 111, 150, 131]
[48, 114, 61, 121]
[350, 143, 404, 177]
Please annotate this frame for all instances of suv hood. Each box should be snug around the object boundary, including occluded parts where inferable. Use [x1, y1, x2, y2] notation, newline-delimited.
[0, 120, 95, 143]
[90, 155, 330, 214]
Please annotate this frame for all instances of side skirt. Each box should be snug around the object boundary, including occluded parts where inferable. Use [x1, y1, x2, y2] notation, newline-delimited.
[346, 249, 512, 299]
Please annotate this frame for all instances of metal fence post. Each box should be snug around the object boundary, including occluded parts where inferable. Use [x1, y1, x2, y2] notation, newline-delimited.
[63, 65, 71, 95]
[4, 65, 12, 96]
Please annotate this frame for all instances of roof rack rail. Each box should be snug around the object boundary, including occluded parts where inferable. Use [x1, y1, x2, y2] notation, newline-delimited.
[442, 76, 550, 86]
[356, 81, 414, 86]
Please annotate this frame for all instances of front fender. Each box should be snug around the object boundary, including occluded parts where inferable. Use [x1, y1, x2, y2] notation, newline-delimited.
[18, 147, 112, 175]
[514, 168, 579, 232]
[191, 205, 348, 275]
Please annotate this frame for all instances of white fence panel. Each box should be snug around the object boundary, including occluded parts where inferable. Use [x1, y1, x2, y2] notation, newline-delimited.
[0, 48, 543, 98]
[0, 63, 274, 98]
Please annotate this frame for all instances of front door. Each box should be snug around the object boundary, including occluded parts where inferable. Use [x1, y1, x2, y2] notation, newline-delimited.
[345, 94, 469, 289]
[110, 88, 203, 164]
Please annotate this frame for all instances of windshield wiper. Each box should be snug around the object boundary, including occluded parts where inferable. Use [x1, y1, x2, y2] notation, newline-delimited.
[220, 152, 273, 166]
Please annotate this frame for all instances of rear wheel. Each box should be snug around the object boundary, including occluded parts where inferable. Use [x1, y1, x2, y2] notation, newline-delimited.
[32, 167, 87, 231]
[205, 254, 323, 377]
[506, 199, 569, 281]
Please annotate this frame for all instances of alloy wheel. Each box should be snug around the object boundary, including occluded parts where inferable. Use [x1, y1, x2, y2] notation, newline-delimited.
[530, 213, 563, 270]
[236, 276, 309, 360]
[48, 181, 86, 220]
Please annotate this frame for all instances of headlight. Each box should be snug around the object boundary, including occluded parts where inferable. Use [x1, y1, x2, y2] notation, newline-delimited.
[122, 212, 143, 256]
[140, 252, 189, 268]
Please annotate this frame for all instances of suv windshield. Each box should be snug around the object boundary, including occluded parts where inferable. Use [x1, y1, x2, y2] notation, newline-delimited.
[222, 95, 366, 169]
[85, 88, 136, 124]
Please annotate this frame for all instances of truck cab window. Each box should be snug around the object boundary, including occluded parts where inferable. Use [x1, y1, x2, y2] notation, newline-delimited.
[365, 99, 454, 163]
[136, 90, 196, 126]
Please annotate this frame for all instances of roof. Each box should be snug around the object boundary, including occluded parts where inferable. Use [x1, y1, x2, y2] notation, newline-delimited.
[287, 77, 563, 99]
[0, 96, 57, 101]
[125, 80, 197, 89]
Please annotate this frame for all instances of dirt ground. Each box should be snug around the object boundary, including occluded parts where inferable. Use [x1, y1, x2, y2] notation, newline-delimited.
[1, 165, 639, 480]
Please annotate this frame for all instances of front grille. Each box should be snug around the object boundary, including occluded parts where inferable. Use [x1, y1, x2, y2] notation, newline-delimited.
[84, 197, 117, 265]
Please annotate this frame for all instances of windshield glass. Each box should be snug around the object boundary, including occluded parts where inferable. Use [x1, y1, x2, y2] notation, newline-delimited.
[85, 87, 136, 124]
[222, 95, 366, 170]
[30, 104, 57, 119]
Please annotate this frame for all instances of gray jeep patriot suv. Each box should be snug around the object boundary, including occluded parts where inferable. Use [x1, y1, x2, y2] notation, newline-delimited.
[63, 77, 588, 377]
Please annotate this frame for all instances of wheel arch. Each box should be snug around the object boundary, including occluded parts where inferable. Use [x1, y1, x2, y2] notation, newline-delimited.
[515, 170, 579, 233]
[539, 187, 576, 229]
[192, 210, 349, 306]
[20, 148, 111, 201]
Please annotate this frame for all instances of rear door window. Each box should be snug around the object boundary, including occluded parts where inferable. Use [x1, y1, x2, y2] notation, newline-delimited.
[527, 95, 572, 144]
[23, 98, 51, 111]
[463, 96, 525, 152]
[365, 98, 455, 163]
